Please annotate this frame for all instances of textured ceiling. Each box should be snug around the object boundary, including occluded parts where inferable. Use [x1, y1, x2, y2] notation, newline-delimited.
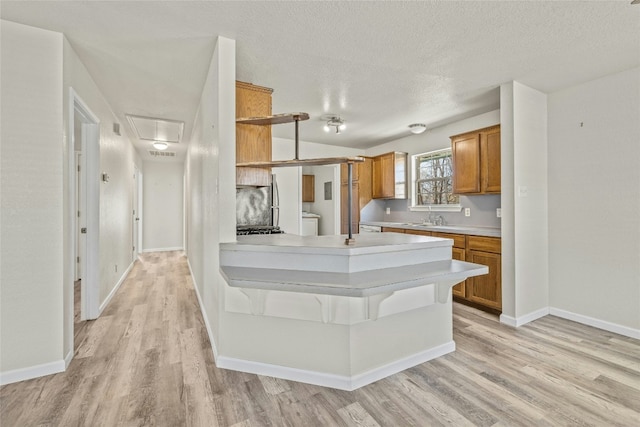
[2, 1, 639, 161]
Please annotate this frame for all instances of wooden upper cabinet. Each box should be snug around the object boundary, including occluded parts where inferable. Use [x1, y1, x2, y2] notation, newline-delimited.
[481, 127, 501, 193]
[302, 174, 315, 202]
[340, 162, 360, 184]
[236, 81, 273, 187]
[372, 152, 407, 199]
[339, 158, 372, 234]
[451, 125, 500, 195]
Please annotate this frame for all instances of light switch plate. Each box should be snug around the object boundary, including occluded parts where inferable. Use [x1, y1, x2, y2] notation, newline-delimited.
[385, 207, 391, 215]
[496, 208, 502, 218]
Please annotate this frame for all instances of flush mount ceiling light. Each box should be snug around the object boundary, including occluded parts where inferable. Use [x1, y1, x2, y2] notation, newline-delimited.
[409, 123, 427, 134]
[323, 116, 346, 134]
[152, 141, 168, 150]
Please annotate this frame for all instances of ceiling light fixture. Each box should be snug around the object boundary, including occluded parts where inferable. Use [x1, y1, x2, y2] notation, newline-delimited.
[153, 141, 168, 150]
[409, 123, 427, 134]
[324, 116, 346, 134]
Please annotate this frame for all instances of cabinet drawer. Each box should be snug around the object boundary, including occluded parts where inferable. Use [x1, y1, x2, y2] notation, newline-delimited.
[381, 227, 405, 233]
[431, 232, 465, 248]
[405, 229, 431, 236]
[467, 236, 501, 253]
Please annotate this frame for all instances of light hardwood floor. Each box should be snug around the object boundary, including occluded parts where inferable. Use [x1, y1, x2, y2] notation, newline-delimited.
[1, 251, 639, 426]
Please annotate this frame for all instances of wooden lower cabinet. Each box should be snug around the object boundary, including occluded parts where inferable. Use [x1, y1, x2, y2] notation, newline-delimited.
[466, 250, 501, 309]
[451, 247, 466, 298]
[381, 227, 502, 312]
[381, 227, 405, 233]
[432, 232, 466, 298]
[465, 235, 501, 311]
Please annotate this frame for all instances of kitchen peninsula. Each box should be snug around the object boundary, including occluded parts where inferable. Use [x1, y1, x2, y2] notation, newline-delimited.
[219, 232, 487, 390]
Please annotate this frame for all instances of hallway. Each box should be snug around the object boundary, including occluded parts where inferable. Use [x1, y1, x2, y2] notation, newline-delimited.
[1, 251, 639, 426]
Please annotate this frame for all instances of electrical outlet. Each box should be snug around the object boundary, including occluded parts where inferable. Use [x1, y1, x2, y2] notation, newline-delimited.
[464, 208, 471, 217]
[386, 207, 391, 215]
[496, 208, 502, 218]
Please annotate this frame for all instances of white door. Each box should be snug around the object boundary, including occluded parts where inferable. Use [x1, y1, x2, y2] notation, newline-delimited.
[75, 152, 86, 281]
[132, 166, 139, 259]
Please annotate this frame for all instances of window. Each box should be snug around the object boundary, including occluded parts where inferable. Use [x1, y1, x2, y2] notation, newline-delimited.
[411, 149, 460, 211]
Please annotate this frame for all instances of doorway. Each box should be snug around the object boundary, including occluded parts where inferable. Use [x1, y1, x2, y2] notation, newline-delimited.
[68, 87, 100, 353]
[132, 166, 142, 260]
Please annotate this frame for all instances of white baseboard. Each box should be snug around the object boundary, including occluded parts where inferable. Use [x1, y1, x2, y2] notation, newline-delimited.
[99, 260, 134, 315]
[500, 307, 549, 327]
[142, 247, 184, 253]
[187, 259, 219, 360]
[64, 349, 73, 369]
[549, 307, 640, 340]
[0, 359, 65, 386]
[217, 341, 456, 391]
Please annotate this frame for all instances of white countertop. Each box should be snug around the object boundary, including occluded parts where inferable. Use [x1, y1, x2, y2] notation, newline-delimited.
[302, 212, 321, 218]
[360, 221, 501, 238]
[224, 233, 452, 256]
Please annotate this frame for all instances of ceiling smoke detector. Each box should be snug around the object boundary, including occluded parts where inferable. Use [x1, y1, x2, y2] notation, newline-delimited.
[323, 116, 346, 134]
[409, 123, 427, 134]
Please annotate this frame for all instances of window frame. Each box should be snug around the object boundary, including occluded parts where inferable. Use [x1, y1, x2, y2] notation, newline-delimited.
[410, 148, 462, 212]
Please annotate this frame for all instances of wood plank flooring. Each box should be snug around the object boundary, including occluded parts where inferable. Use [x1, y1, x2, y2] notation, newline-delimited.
[1, 251, 639, 426]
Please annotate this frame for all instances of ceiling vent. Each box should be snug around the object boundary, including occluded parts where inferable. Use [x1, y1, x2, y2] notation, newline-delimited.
[148, 150, 176, 157]
[126, 114, 184, 144]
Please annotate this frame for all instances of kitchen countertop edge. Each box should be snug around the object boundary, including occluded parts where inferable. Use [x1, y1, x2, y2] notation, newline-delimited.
[360, 221, 501, 238]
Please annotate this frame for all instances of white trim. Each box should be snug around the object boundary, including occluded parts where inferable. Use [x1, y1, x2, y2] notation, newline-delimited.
[217, 341, 455, 391]
[549, 307, 640, 340]
[187, 259, 219, 360]
[500, 307, 549, 327]
[98, 260, 134, 315]
[0, 359, 65, 386]
[64, 349, 73, 369]
[142, 246, 184, 253]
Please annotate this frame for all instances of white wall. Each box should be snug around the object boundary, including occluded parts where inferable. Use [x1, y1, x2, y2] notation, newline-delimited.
[548, 67, 640, 334]
[142, 162, 184, 251]
[303, 165, 339, 235]
[185, 36, 236, 355]
[1, 20, 65, 379]
[1, 20, 142, 384]
[500, 82, 549, 325]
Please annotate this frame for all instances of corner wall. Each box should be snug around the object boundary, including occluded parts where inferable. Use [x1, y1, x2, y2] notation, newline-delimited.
[0, 20, 65, 380]
[499, 82, 549, 326]
[548, 67, 640, 336]
[185, 36, 236, 355]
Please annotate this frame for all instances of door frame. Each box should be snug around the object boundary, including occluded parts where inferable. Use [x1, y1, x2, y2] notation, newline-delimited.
[68, 88, 100, 327]
[133, 166, 143, 259]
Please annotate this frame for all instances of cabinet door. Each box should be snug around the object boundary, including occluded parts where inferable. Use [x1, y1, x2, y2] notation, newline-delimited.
[236, 82, 272, 186]
[451, 134, 481, 194]
[373, 153, 394, 198]
[467, 250, 501, 310]
[481, 127, 501, 193]
[381, 227, 405, 233]
[340, 162, 360, 184]
[451, 247, 466, 298]
[341, 182, 359, 235]
[302, 175, 315, 202]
